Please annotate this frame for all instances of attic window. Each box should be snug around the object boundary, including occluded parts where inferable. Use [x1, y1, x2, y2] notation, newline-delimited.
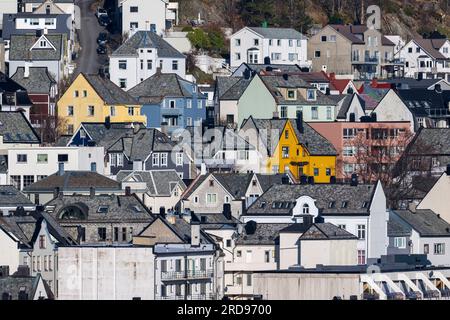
[362, 201, 368, 208]
[201, 216, 207, 223]
[260, 201, 266, 208]
[209, 180, 214, 187]
[45, 205, 55, 213]
[341, 201, 348, 209]
[252, 180, 257, 186]
[133, 205, 142, 212]
[328, 201, 335, 208]
[97, 206, 109, 214]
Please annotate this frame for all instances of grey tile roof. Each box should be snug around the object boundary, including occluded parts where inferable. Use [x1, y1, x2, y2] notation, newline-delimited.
[117, 170, 186, 196]
[128, 73, 195, 104]
[236, 223, 290, 245]
[387, 218, 412, 237]
[299, 223, 357, 240]
[407, 128, 450, 155]
[397, 89, 450, 118]
[83, 74, 138, 105]
[328, 24, 394, 46]
[255, 174, 288, 193]
[152, 215, 212, 244]
[197, 213, 240, 230]
[215, 76, 242, 100]
[0, 186, 34, 207]
[392, 209, 450, 237]
[23, 171, 121, 193]
[0, 111, 40, 144]
[75, 123, 143, 149]
[0, 275, 43, 300]
[233, 63, 303, 76]
[9, 34, 63, 61]
[383, 78, 447, 90]
[216, 77, 252, 100]
[128, 128, 176, 161]
[248, 27, 307, 40]
[413, 38, 449, 60]
[246, 183, 376, 216]
[0, 215, 36, 246]
[45, 194, 153, 223]
[11, 67, 56, 94]
[112, 31, 185, 58]
[2, 13, 72, 40]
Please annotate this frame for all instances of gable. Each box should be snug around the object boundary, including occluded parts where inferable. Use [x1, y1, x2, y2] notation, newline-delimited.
[30, 35, 56, 51]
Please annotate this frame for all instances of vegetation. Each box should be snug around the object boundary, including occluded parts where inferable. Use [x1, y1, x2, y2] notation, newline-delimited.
[187, 25, 227, 55]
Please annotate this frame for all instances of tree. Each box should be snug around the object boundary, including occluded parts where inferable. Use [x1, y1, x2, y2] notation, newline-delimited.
[187, 28, 210, 52]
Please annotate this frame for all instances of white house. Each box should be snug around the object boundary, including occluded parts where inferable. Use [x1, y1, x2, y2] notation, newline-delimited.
[120, 0, 178, 37]
[7, 146, 105, 190]
[110, 31, 186, 90]
[399, 38, 450, 81]
[230, 27, 310, 70]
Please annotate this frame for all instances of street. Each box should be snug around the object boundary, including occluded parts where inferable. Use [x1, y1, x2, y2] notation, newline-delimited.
[73, 0, 108, 75]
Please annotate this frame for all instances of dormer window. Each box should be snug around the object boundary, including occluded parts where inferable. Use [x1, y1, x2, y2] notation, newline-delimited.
[287, 90, 296, 100]
[307, 89, 316, 101]
[328, 201, 335, 208]
[97, 206, 109, 214]
[341, 201, 348, 208]
[302, 203, 309, 214]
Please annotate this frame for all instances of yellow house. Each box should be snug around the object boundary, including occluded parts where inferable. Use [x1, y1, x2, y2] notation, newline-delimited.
[57, 73, 146, 134]
[240, 116, 337, 183]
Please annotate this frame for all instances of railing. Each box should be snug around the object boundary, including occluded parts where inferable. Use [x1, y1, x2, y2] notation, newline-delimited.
[156, 294, 216, 300]
[161, 269, 214, 281]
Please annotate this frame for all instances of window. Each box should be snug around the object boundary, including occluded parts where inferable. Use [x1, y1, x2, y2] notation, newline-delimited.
[357, 225, 366, 239]
[277, 39, 281, 46]
[186, 100, 192, 109]
[343, 128, 356, 139]
[271, 52, 281, 60]
[67, 106, 74, 116]
[416, 47, 420, 53]
[161, 285, 167, 297]
[235, 39, 241, 46]
[48, 255, 52, 271]
[17, 154, 27, 163]
[235, 52, 241, 60]
[246, 250, 252, 263]
[224, 195, 230, 203]
[88, 105, 95, 116]
[326, 168, 331, 176]
[119, 60, 127, 69]
[194, 196, 199, 203]
[10, 176, 21, 189]
[117, 154, 123, 167]
[130, 6, 138, 12]
[172, 60, 178, 71]
[329, 35, 336, 42]
[121, 227, 127, 241]
[282, 146, 289, 158]
[254, 39, 259, 46]
[343, 146, 356, 157]
[394, 237, 406, 249]
[58, 154, 69, 162]
[109, 153, 117, 167]
[140, 59, 144, 70]
[160, 153, 168, 166]
[248, 50, 259, 63]
[326, 106, 332, 120]
[186, 117, 192, 126]
[74, 90, 79, 98]
[307, 89, 316, 101]
[175, 259, 182, 272]
[321, 35, 327, 42]
[176, 153, 183, 166]
[152, 153, 159, 166]
[23, 175, 34, 188]
[98, 227, 107, 241]
[434, 243, 445, 255]
[236, 250, 242, 258]
[280, 106, 287, 118]
[311, 106, 318, 120]
[264, 251, 270, 263]
[169, 100, 176, 109]
[83, 90, 87, 98]
[314, 50, 321, 58]
[119, 79, 127, 89]
[110, 106, 116, 116]
[302, 203, 309, 214]
[287, 90, 296, 100]
[246, 274, 252, 286]
[424, 244, 429, 254]
[39, 235, 46, 249]
[206, 193, 217, 204]
[357, 250, 366, 265]
[128, 107, 134, 116]
[44, 256, 48, 271]
[238, 150, 249, 160]
[114, 227, 119, 241]
[338, 224, 346, 230]
[313, 168, 319, 176]
[288, 53, 298, 62]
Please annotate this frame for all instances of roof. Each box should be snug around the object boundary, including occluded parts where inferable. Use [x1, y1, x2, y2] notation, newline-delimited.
[0, 112, 40, 144]
[23, 171, 121, 193]
[11, 67, 56, 94]
[0, 186, 34, 207]
[234, 63, 304, 76]
[112, 31, 185, 58]
[247, 27, 307, 40]
[0, 71, 26, 92]
[392, 209, 450, 237]
[71, 123, 142, 149]
[406, 128, 450, 156]
[9, 34, 63, 61]
[328, 24, 394, 46]
[387, 218, 411, 237]
[0, 275, 45, 300]
[236, 223, 290, 245]
[82, 74, 138, 105]
[246, 183, 377, 216]
[128, 73, 198, 104]
[413, 38, 449, 60]
[184, 173, 253, 200]
[116, 170, 186, 196]
[337, 93, 365, 119]
[215, 76, 252, 101]
[397, 89, 450, 118]
[197, 212, 241, 230]
[299, 223, 357, 240]
[382, 78, 447, 90]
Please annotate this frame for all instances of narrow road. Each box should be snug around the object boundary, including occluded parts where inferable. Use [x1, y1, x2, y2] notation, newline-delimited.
[73, 0, 108, 75]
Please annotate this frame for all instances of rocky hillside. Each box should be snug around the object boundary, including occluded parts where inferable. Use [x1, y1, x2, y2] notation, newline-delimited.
[175, 0, 450, 39]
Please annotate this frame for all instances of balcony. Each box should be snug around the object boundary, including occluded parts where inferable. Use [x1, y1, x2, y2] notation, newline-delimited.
[156, 294, 216, 300]
[161, 269, 214, 281]
[352, 57, 379, 65]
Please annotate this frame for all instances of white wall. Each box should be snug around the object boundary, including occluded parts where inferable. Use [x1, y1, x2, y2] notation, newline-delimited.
[299, 239, 357, 268]
[417, 173, 450, 222]
[373, 90, 415, 132]
[122, 0, 166, 37]
[58, 247, 155, 300]
[0, 229, 20, 274]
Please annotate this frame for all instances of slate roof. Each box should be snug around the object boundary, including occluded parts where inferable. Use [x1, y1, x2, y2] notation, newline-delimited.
[413, 38, 449, 60]
[45, 194, 153, 222]
[23, 171, 121, 193]
[215, 76, 251, 100]
[0, 186, 34, 207]
[0, 71, 26, 92]
[2, 13, 72, 40]
[128, 128, 176, 161]
[298, 223, 357, 240]
[387, 218, 411, 237]
[328, 24, 394, 46]
[197, 212, 241, 230]
[0, 275, 46, 300]
[337, 93, 365, 119]
[397, 89, 450, 119]
[248, 27, 307, 40]
[392, 209, 450, 237]
[0, 112, 40, 144]
[116, 170, 186, 196]
[83, 74, 138, 105]
[128, 73, 197, 104]
[11, 67, 56, 94]
[383, 78, 447, 90]
[246, 183, 377, 216]
[236, 223, 290, 245]
[73, 123, 143, 149]
[234, 63, 304, 76]
[112, 31, 185, 58]
[9, 34, 63, 61]
[406, 128, 450, 155]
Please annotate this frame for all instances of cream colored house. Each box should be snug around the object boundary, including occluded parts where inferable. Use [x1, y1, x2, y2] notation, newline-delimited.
[417, 170, 450, 222]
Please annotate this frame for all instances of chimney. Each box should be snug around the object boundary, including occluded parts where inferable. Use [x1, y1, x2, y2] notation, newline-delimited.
[24, 62, 31, 78]
[243, 69, 251, 80]
[371, 78, 378, 88]
[329, 73, 336, 80]
[53, 187, 60, 199]
[125, 186, 131, 196]
[58, 162, 64, 176]
[350, 173, 358, 186]
[159, 207, 166, 217]
[160, 122, 168, 135]
[105, 116, 111, 129]
[89, 187, 95, 198]
[200, 163, 207, 175]
[281, 175, 290, 185]
[302, 215, 313, 228]
[15, 265, 29, 277]
[446, 164, 450, 176]
[133, 123, 140, 134]
[223, 203, 231, 220]
[435, 84, 442, 93]
[325, 87, 330, 95]
[191, 220, 200, 247]
[296, 111, 304, 134]
[44, 28, 48, 35]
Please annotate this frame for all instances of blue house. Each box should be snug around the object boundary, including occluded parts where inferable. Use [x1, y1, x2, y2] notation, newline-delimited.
[128, 72, 207, 134]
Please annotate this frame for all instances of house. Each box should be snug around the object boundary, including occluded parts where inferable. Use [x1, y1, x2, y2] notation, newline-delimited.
[231, 63, 304, 77]
[21, 0, 76, 18]
[0, 273, 53, 300]
[239, 115, 337, 183]
[389, 209, 450, 267]
[43, 193, 153, 244]
[308, 24, 398, 79]
[180, 172, 288, 217]
[399, 37, 450, 81]
[0, 71, 32, 120]
[381, 78, 450, 91]
[8, 33, 67, 83]
[244, 181, 388, 264]
[0, 111, 40, 154]
[417, 168, 450, 222]
[119, 0, 178, 37]
[57, 73, 146, 135]
[6, 146, 105, 190]
[128, 72, 207, 133]
[230, 27, 309, 70]
[23, 169, 122, 205]
[110, 31, 186, 90]
[117, 170, 186, 213]
[11, 67, 58, 141]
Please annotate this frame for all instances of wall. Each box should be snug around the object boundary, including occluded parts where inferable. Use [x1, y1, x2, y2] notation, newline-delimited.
[0, 228, 20, 274]
[299, 239, 357, 268]
[417, 173, 450, 222]
[373, 90, 415, 132]
[279, 232, 299, 269]
[58, 246, 155, 300]
[122, 0, 166, 36]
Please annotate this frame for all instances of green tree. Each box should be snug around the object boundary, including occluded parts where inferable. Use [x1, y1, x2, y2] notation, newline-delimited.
[187, 29, 210, 51]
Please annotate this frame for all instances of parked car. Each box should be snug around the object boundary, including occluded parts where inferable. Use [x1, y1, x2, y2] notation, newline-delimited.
[97, 45, 107, 55]
[95, 8, 108, 18]
[98, 15, 111, 27]
[97, 32, 108, 45]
